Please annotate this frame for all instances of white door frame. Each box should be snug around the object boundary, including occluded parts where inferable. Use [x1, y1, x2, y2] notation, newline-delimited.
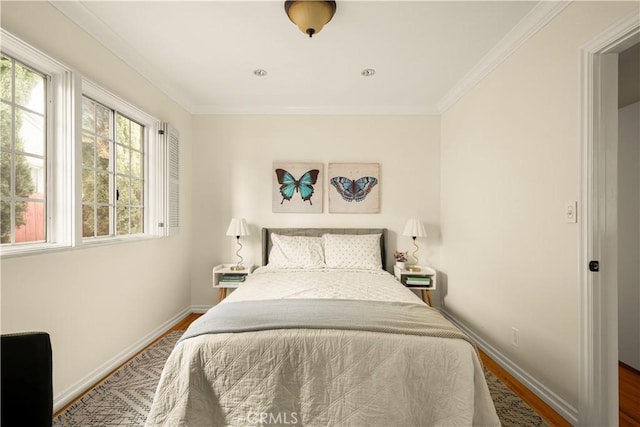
[579, 11, 639, 426]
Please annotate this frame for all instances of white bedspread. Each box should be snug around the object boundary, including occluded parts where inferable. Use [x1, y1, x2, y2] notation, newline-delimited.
[146, 268, 500, 426]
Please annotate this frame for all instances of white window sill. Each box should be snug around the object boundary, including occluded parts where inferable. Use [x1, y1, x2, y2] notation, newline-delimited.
[1, 234, 162, 259]
[1, 242, 71, 259]
[80, 234, 160, 249]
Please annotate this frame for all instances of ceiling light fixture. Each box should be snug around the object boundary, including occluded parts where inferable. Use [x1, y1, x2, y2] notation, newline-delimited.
[253, 69, 268, 77]
[361, 68, 376, 77]
[284, 1, 337, 38]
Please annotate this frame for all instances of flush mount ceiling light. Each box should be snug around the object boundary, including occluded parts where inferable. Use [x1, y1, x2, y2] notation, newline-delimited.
[361, 68, 376, 77]
[253, 69, 267, 77]
[284, 1, 337, 38]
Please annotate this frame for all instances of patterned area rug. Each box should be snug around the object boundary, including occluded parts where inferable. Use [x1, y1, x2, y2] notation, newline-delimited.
[54, 331, 547, 426]
[483, 367, 548, 427]
[53, 332, 182, 426]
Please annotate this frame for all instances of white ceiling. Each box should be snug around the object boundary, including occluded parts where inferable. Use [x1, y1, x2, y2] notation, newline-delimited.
[51, 1, 549, 115]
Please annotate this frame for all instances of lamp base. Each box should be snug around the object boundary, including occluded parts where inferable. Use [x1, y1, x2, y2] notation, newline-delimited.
[406, 266, 421, 272]
[230, 265, 245, 271]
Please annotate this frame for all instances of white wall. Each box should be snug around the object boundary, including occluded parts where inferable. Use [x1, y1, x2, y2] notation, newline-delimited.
[0, 2, 193, 407]
[440, 1, 638, 411]
[618, 101, 640, 370]
[191, 115, 441, 306]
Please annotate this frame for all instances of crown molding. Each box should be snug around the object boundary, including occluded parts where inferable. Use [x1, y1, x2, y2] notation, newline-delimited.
[437, 1, 572, 114]
[191, 104, 440, 116]
[49, 1, 198, 114]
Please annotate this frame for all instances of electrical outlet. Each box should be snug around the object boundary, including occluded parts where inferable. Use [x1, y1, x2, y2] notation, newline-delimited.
[511, 327, 519, 347]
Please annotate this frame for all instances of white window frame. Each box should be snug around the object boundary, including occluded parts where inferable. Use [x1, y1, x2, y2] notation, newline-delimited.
[0, 30, 169, 258]
[0, 29, 74, 257]
[79, 79, 162, 246]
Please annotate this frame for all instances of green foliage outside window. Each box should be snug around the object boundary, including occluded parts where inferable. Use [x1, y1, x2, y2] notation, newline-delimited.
[82, 97, 144, 238]
[0, 55, 41, 244]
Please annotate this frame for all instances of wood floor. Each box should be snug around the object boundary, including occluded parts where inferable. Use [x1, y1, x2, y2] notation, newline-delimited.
[480, 354, 640, 426]
[478, 350, 570, 426]
[620, 362, 640, 426]
[56, 312, 640, 426]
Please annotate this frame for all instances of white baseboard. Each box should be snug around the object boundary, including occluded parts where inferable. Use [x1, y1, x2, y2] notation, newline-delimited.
[191, 304, 213, 313]
[441, 310, 578, 425]
[53, 306, 192, 412]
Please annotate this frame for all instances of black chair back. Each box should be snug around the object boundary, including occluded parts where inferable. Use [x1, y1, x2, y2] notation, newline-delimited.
[1, 332, 53, 427]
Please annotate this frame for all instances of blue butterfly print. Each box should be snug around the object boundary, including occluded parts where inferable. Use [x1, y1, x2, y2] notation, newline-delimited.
[330, 176, 378, 202]
[275, 169, 320, 205]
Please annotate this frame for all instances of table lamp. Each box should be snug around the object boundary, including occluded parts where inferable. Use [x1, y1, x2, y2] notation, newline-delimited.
[402, 219, 427, 272]
[226, 218, 250, 271]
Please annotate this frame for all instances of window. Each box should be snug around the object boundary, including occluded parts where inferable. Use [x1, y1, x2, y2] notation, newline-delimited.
[1, 30, 73, 256]
[0, 29, 174, 257]
[81, 96, 145, 238]
[81, 78, 166, 243]
[0, 55, 48, 245]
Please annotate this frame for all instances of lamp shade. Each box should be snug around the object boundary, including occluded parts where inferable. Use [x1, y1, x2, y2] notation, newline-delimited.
[226, 218, 250, 237]
[402, 219, 427, 238]
[285, 1, 337, 37]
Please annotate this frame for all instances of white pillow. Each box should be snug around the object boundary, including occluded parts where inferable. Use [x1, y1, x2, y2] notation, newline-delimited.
[323, 233, 382, 270]
[267, 234, 325, 269]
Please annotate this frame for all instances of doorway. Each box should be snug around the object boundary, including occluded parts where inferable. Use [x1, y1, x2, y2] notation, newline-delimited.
[617, 42, 640, 425]
[579, 12, 639, 426]
[617, 43, 640, 373]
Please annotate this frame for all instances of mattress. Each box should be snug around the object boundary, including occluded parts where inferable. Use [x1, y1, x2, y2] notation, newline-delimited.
[146, 268, 500, 426]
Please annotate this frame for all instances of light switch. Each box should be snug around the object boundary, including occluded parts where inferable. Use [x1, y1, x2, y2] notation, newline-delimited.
[566, 202, 578, 223]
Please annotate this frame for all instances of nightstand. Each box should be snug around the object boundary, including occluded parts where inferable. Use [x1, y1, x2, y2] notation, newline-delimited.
[212, 264, 255, 303]
[393, 265, 437, 306]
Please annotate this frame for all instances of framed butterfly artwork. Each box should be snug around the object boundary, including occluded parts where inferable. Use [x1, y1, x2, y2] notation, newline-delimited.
[272, 162, 323, 213]
[328, 163, 380, 213]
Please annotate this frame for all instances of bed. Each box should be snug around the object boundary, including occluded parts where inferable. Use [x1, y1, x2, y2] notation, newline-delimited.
[146, 228, 499, 426]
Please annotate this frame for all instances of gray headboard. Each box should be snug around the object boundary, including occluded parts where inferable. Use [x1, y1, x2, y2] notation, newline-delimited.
[261, 228, 388, 269]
